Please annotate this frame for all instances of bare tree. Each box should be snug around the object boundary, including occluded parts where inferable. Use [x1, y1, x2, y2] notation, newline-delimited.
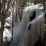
[16, 0, 27, 22]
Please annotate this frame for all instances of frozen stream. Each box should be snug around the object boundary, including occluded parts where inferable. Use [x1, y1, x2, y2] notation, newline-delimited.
[10, 4, 44, 46]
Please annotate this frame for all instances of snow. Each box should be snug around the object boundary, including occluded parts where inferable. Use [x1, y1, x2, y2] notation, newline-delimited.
[0, 21, 10, 28]
[6, 15, 12, 21]
[24, 4, 43, 12]
[6, 16, 12, 20]
[5, 15, 12, 26]
[4, 22, 10, 27]
[3, 28, 12, 42]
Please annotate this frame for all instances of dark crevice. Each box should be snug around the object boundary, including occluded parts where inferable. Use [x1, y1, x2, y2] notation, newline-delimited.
[28, 24, 31, 30]
[34, 36, 45, 46]
[30, 11, 36, 21]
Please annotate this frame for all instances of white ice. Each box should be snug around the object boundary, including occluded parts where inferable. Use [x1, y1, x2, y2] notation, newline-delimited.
[23, 4, 43, 12]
